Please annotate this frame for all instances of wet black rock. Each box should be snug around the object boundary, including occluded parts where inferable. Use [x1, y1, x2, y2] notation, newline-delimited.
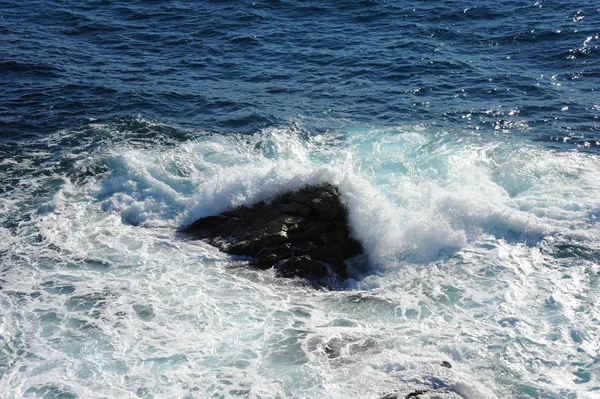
[381, 390, 463, 399]
[183, 184, 362, 284]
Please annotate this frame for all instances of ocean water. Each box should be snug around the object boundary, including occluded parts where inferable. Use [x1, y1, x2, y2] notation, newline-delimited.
[1, 1, 599, 398]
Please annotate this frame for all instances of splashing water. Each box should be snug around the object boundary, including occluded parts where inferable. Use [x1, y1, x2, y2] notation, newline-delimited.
[1, 118, 599, 398]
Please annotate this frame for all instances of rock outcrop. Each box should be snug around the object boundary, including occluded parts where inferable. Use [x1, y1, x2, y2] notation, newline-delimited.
[183, 184, 362, 284]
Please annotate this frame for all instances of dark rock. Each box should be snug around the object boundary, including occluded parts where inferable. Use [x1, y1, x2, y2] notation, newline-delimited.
[381, 390, 463, 399]
[182, 184, 363, 284]
[277, 256, 329, 279]
[324, 336, 343, 358]
[280, 201, 313, 217]
[441, 361, 452, 369]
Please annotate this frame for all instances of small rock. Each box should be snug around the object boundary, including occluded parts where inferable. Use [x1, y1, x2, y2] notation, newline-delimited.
[323, 337, 343, 358]
[441, 361, 452, 369]
[381, 390, 463, 399]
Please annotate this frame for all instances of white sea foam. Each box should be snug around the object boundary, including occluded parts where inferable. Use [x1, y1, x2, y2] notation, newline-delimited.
[1, 120, 600, 398]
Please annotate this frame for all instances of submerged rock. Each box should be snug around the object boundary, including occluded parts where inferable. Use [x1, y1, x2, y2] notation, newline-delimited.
[183, 184, 362, 284]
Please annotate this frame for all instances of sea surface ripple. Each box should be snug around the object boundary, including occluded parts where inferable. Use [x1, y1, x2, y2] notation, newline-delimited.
[1, 1, 600, 399]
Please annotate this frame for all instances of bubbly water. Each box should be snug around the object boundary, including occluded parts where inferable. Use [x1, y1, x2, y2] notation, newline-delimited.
[1, 1, 599, 398]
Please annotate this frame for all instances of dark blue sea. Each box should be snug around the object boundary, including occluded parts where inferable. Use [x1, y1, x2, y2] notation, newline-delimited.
[1, 1, 599, 398]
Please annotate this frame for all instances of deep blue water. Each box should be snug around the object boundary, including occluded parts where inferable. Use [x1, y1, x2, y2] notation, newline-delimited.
[1, 1, 600, 399]
[1, 1, 598, 142]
